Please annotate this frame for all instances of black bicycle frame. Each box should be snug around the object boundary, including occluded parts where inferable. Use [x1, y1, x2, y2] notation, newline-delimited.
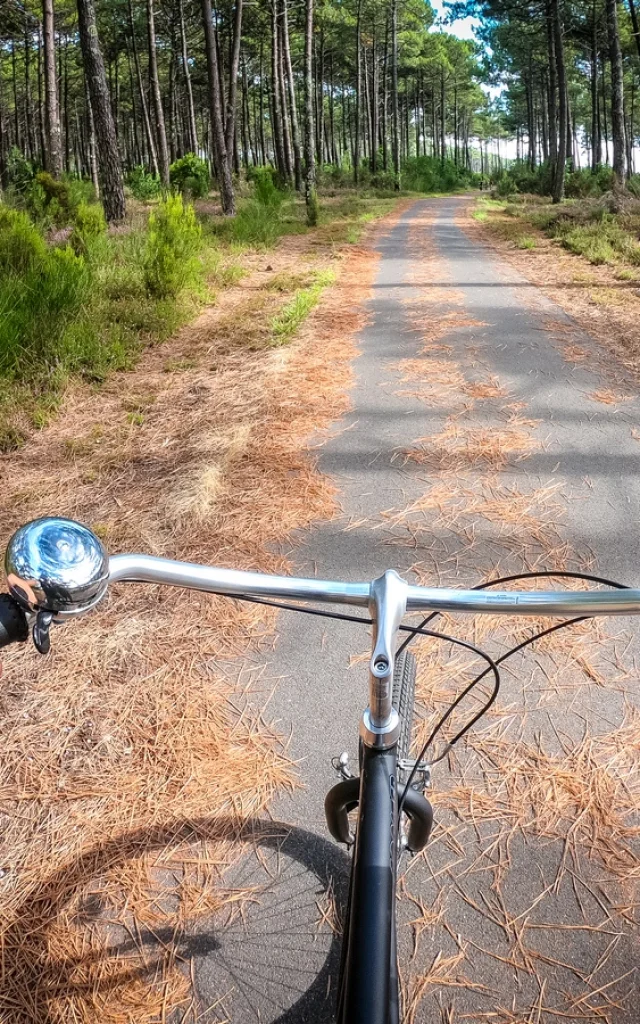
[338, 742, 399, 1024]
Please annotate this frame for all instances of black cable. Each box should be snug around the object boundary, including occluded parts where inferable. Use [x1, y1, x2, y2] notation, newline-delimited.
[398, 632, 500, 813]
[395, 570, 630, 656]
[397, 571, 630, 813]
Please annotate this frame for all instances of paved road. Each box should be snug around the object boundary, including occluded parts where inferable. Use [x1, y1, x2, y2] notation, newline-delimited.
[198, 198, 640, 1022]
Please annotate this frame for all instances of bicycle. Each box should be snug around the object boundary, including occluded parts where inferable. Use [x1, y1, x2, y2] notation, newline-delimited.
[1, 516, 638, 1024]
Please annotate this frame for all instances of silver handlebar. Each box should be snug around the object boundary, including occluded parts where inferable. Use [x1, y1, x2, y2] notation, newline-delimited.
[6, 517, 640, 748]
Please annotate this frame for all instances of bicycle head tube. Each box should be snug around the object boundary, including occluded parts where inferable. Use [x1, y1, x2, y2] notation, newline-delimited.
[360, 570, 407, 750]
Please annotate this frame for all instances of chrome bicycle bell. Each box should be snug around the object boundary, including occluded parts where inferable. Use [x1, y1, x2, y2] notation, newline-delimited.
[5, 517, 109, 624]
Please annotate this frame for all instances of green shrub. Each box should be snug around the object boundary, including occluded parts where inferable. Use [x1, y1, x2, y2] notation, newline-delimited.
[6, 146, 35, 194]
[34, 171, 71, 216]
[229, 199, 283, 246]
[402, 156, 470, 194]
[127, 165, 162, 201]
[143, 193, 202, 297]
[70, 201, 107, 256]
[0, 243, 90, 377]
[249, 166, 285, 209]
[169, 153, 210, 198]
[0, 206, 47, 275]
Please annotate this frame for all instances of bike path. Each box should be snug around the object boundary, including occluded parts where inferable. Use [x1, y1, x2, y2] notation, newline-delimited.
[201, 198, 640, 1022]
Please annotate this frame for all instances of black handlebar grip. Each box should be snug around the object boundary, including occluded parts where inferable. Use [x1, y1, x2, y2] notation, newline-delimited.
[0, 594, 29, 648]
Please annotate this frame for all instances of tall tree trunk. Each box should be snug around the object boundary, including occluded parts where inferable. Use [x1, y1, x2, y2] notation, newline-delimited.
[628, 0, 640, 59]
[277, 15, 294, 181]
[382, 14, 389, 169]
[607, 0, 626, 187]
[546, 0, 558, 168]
[270, 0, 286, 178]
[24, 18, 35, 163]
[591, 5, 600, 171]
[224, 0, 243, 159]
[304, 0, 318, 224]
[371, 23, 378, 172]
[391, 0, 399, 185]
[147, 0, 170, 184]
[179, 0, 198, 152]
[77, 0, 125, 220]
[201, 0, 235, 213]
[281, 0, 302, 188]
[129, 0, 159, 175]
[354, 0, 362, 184]
[551, 0, 567, 203]
[43, 0, 63, 175]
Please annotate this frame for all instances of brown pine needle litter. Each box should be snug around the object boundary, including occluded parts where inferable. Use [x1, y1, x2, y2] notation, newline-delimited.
[383, 203, 640, 1022]
[0, 212, 392, 1022]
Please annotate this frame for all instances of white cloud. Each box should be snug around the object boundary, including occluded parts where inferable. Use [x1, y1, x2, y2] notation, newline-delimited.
[429, 0, 480, 41]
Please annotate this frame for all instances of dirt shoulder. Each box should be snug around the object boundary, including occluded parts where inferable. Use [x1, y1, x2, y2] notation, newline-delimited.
[0, 201, 407, 1024]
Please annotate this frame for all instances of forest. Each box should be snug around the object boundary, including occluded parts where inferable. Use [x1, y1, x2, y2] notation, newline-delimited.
[2, 0, 640, 443]
[2, 0, 640, 219]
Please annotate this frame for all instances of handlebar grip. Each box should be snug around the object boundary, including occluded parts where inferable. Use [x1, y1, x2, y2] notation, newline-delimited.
[0, 594, 29, 648]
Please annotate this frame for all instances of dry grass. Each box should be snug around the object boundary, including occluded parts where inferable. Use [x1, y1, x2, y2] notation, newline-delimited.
[401, 416, 543, 473]
[587, 388, 634, 406]
[0, 209, 390, 1021]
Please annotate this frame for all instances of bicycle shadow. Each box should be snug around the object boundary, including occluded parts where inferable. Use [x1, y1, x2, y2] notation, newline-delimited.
[1, 817, 350, 1024]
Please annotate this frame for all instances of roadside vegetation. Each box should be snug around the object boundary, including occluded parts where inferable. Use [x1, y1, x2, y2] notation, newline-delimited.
[0, 141, 481, 452]
[476, 185, 640, 273]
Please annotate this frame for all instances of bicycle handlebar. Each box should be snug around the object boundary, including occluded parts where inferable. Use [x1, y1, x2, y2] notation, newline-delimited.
[6, 517, 640, 740]
[109, 553, 640, 618]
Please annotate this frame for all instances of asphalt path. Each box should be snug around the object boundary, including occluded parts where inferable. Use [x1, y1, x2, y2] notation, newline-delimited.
[197, 198, 640, 1023]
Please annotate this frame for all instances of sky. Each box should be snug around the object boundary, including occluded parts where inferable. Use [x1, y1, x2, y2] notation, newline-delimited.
[429, 0, 480, 41]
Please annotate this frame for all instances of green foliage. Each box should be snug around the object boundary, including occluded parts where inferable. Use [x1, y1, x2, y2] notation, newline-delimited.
[249, 166, 285, 209]
[401, 156, 471, 194]
[0, 206, 48, 275]
[127, 165, 162, 201]
[70, 201, 107, 256]
[6, 146, 35, 194]
[34, 171, 71, 217]
[0, 241, 90, 379]
[144, 194, 203, 297]
[270, 270, 334, 344]
[169, 153, 210, 198]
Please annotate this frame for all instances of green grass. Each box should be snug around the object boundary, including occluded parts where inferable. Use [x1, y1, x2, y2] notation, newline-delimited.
[0, 187, 405, 449]
[270, 270, 335, 345]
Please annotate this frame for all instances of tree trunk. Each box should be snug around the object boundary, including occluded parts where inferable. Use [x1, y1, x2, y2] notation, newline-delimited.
[201, 0, 235, 213]
[371, 23, 379, 172]
[147, 0, 170, 184]
[591, 5, 600, 171]
[43, 0, 63, 175]
[551, 0, 567, 203]
[628, 0, 640, 59]
[281, 0, 302, 188]
[546, 0, 558, 168]
[270, 0, 286, 178]
[391, 0, 399, 185]
[129, 0, 159, 175]
[607, 0, 626, 187]
[24, 18, 35, 163]
[77, 0, 125, 220]
[224, 0, 243, 159]
[304, 0, 318, 224]
[354, 0, 362, 184]
[179, 0, 198, 152]
[277, 14, 294, 181]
